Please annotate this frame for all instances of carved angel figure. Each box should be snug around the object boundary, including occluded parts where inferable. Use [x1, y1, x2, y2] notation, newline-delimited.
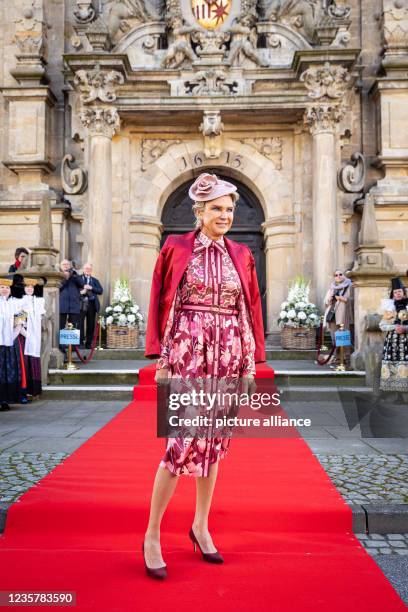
[162, 16, 198, 68]
[227, 15, 267, 67]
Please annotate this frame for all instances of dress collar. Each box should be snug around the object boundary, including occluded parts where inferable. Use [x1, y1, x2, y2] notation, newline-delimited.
[197, 230, 226, 251]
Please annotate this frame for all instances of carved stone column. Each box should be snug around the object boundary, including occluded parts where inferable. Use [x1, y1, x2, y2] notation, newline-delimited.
[262, 217, 297, 339]
[128, 215, 163, 342]
[304, 103, 344, 307]
[74, 66, 124, 304]
[79, 106, 119, 304]
[301, 62, 351, 307]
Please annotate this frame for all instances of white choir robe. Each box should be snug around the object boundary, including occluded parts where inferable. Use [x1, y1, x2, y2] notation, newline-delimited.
[21, 295, 45, 358]
[0, 296, 24, 346]
[0, 296, 25, 404]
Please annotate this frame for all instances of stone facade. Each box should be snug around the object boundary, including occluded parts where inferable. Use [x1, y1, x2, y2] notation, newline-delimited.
[1, 0, 408, 356]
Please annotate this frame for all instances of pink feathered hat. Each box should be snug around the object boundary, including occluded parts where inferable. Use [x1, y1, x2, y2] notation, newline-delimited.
[188, 173, 239, 203]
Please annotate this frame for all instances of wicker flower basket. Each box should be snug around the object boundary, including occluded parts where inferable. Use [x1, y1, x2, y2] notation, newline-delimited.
[281, 326, 316, 350]
[106, 325, 139, 349]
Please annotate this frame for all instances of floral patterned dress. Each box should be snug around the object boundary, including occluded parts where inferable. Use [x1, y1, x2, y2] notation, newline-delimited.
[156, 230, 256, 477]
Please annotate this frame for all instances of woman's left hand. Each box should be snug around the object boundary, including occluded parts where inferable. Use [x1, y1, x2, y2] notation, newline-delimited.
[241, 374, 256, 398]
[395, 325, 406, 334]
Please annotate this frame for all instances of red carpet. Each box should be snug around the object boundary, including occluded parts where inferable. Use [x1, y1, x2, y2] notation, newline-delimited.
[0, 364, 405, 611]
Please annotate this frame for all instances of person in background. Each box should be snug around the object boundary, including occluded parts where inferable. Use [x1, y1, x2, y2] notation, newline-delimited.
[0, 277, 25, 411]
[79, 263, 103, 349]
[323, 269, 353, 367]
[59, 260, 84, 334]
[20, 278, 46, 398]
[59, 260, 84, 360]
[9, 248, 29, 274]
[379, 277, 408, 395]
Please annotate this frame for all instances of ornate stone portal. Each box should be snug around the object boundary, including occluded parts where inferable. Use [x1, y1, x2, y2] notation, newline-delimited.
[1, 0, 408, 358]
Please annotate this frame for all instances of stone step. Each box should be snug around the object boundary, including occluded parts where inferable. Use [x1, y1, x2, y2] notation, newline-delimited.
[267, 349, 318, 360]
[48, 369, 139, 386]
[47, 366, 366, 390]
[85, 348, 327, 361]
[42, 385, 135, 400]
[277, 386, 371, 401]
[274, 370, 366, 387]
[90, 348, 145, 360]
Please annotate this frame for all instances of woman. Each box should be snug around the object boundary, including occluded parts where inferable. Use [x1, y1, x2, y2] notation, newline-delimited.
[379, 277, 408, 393]
[20, 278, 46, 398]
[323, 270, 353, 366]
[0, 277, 25, 411]
[143, 173, 265, 579]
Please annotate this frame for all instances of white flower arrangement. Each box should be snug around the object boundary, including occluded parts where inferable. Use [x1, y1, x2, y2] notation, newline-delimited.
[277, 277, 320, 329]
[102, 279, 144, 329]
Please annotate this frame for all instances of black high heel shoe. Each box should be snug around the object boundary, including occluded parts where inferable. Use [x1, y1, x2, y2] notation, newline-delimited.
[189, 527, 224, 564]
[142, 542, 167, 580]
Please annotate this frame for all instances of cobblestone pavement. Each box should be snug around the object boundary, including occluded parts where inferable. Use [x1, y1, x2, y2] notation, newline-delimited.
[355, 533, 408, 556]
[1, 451, 408, 557]
[0, 451, 68, 504]
[316, 454, 408, 504]
[2, 452, 408, 505]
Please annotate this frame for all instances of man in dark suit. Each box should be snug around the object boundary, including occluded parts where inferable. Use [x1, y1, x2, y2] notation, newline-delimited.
[59, 259, 84, 335]
[79, 262, 103, 348]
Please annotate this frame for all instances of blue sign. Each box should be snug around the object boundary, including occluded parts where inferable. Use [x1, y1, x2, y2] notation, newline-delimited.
[59, 328, 80, 346]
[335, 330, 351, 347]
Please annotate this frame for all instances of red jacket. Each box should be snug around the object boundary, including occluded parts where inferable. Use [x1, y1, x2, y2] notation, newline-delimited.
[144, 229, 266, 363]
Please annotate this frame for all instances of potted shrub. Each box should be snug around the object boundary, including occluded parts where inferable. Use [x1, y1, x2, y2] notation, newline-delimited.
[278, 277, 320, 349]
[103, 279, 143, 349]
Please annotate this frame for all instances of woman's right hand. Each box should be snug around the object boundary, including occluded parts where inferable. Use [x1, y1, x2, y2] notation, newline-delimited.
[155, 367, 170, 384]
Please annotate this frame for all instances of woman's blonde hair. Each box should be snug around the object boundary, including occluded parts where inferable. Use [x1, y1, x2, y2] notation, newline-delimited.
[192, 193, 239, 229]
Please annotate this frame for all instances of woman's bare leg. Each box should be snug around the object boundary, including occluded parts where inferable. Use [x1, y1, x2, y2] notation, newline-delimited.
[144, 465, 179, 568]
[192, 459, 219, 553]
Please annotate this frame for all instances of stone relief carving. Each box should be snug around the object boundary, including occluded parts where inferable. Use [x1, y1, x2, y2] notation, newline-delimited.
[74, 0, 96, 24]
[199, 110, 224, 158]
[259, 0, 351, 45]
[191, 29, 231, 63]
[338, 152, 365, 193]
[381, 0, 408, 52]
[300, 61, 351, 99]
[184, 69, 239, 95]
[303, 103, 345, 133]
[239, 137, 283, 168]
[262, 0, 323, 42]
[103, 0, 159, 43]
[73, 65, 124, 104]
[200, 110, 224, 136]
[224, 0, 266, 66]
[141, 138, 181, 169]
[13, 0, 50, 60]
[11, 0, 51, 83]
[85, 15, 111, 50]
[61, 154, 88, 195]
[228, 15, 267, 66]
[79, 106, 121, 137]
[162, 15, 198, 67]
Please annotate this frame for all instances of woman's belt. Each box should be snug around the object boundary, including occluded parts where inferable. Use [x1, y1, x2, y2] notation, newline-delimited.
[181, 304, 239, 316]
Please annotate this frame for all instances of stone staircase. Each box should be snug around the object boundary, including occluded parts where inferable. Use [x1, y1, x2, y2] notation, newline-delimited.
[44, 347, 368, 401]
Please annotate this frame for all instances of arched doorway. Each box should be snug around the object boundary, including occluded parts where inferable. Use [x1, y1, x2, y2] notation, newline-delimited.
[161, 173, 267, 330]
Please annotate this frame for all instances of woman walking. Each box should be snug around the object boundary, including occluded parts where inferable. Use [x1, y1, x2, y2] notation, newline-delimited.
[143, 172, 265, 579]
